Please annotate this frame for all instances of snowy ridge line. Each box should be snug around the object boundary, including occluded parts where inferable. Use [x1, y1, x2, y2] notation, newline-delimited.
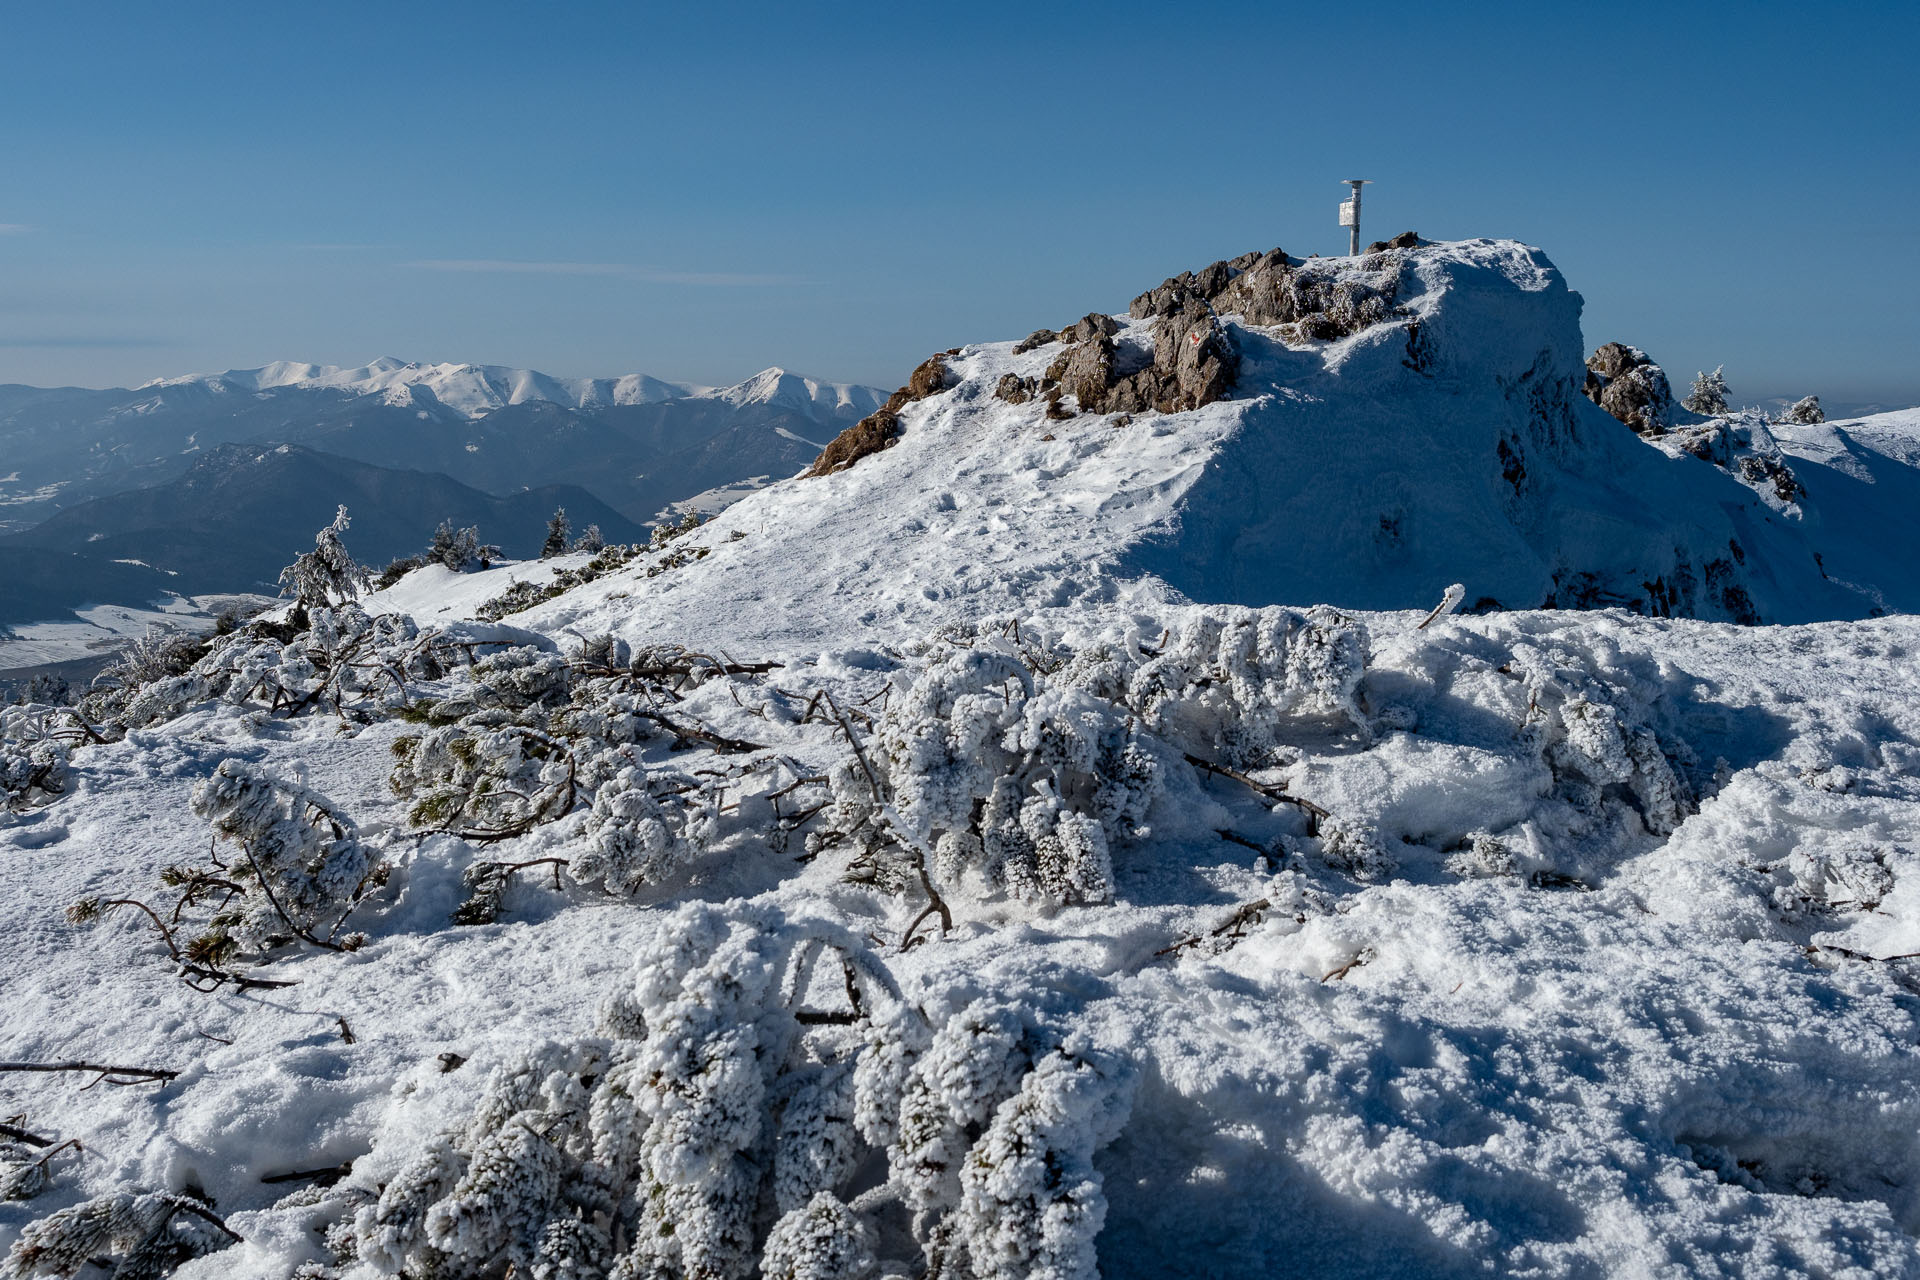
[493, 237, 1910, 659]
[136, 357, 887, 422]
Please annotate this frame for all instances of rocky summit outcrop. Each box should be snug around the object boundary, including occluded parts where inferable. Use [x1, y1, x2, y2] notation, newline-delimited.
[516, 237, 1902, 650]
[804, 350, 959, 477]
[993, 239, 1419, 420]
[1583, 342, 1676, 436]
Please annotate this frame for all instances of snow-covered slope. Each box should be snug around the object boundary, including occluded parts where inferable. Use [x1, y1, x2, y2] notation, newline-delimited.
[511, 239, 1889, 654]
[141, 359, 885, 424]
[6, 240, 1920, 1280]
[1763, 407, 1920, 613]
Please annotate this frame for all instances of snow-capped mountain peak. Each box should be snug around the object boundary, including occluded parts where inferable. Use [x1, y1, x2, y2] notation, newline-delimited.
[139, 359, 885, 424]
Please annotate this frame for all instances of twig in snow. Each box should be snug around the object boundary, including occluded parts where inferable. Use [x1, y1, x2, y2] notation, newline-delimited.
[260, 1162, 353, 1187]
[0, 1119, 53, 1148]
[1185, 753, 1329, 830]
[0, 1061, 178, 1087]
[1156, 898, 1273, 958]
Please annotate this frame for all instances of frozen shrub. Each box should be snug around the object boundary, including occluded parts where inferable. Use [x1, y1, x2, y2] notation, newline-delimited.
[187, 759, 382, 957]
[1498, 641, 1694, 843]
[376, 554, 426, 590]
[819, 639, 1163, 908]
[2, 1190, 235, 1279]
[1682, 365, 1730, 416]
[0, 1140, 79, 1203]
[955, 1044, 1131, 1280]
[1100, 605, 1369, 764]
[564, 766, 718, 896]
[429, 521, 497, 572]
[761, 1193, 876, 1280]
[390, 719, 575, 837]
[331, 903, 1131, 1280]
[1, 736, 67, 814]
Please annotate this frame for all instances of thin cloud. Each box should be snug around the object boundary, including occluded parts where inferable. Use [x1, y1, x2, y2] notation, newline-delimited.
[0, 224, 32, 235]
[403, 259, 805, 286]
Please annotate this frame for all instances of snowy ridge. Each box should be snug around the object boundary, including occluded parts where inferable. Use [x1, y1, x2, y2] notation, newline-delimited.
[513, 238, 1894, 653]
[140, 358, 886, 423]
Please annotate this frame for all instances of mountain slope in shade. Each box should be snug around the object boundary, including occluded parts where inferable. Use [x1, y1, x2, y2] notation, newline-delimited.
[0, 442, 646, 601]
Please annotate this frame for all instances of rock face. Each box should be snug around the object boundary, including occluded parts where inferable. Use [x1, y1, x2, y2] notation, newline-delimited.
[1583, 342, 1676, 436]
[805, 350, 959, 478]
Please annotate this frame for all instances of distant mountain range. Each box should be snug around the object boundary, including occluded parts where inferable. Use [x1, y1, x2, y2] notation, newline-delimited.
[0, 359, 884, 632]
[0, 360, 883, 533]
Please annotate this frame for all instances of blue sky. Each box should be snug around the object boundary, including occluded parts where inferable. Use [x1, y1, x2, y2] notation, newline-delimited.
[3, 0, 1915, 405]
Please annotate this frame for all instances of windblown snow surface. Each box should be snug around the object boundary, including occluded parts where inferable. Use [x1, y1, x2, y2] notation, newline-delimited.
[4, 240, 1919, 1279]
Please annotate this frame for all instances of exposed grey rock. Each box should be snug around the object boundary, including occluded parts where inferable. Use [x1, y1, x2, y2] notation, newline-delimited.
[1583, 343, 1675, 437]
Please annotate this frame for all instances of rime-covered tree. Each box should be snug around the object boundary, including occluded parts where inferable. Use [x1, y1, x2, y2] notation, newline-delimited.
[1682, 365, 1729, 415]
[542, 507, 571, 559]
[572, 523, 604, 554]
[428, 521, 496, 572]
[1783, 394, 1824, 424]
[278, 505, 370, 616]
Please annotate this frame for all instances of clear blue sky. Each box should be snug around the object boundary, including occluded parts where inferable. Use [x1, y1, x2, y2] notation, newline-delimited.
[3, 0, 1915, 405]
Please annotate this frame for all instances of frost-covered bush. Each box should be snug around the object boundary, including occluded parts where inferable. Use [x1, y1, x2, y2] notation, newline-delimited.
[2, 1190, 235, 1279]
[390, 719, 576, 838]
[1374, 629, 1696, 884]
[320, 901, 1130, 1280]
[816, 638, 1162, 908]
[812, 608, 1371, 908]
[1, 705, 68, 813]
[565, 764, 720, 896]
[77, 627, 209, 724]
[1080, 605, 1370, 765]
[1683, 365, 1730, 416]
[185, 760, 382, 957]
[0, 1139, 78, 1204]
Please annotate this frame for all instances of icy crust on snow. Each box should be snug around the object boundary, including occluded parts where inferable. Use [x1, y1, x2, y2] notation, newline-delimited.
[500, 239, 1877, 655]
[4, 597, 1920, 1278]
[139, 359, 886, 424]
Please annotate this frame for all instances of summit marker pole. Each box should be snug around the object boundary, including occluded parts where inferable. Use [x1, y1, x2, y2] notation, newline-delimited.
[1339, 179, 1370, 255]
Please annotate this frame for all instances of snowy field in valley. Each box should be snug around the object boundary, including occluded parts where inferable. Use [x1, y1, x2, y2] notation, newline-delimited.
[4, 240, 1918, 1280]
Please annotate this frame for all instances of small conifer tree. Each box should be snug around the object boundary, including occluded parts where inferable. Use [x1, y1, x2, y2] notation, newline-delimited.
[542, 507, 570, 559]
[278, 505, 370, 616]
[1683, 365, 1729, 415]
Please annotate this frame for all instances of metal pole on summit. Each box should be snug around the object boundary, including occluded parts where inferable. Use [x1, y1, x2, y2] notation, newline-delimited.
[1340, 179, 1370, 255]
